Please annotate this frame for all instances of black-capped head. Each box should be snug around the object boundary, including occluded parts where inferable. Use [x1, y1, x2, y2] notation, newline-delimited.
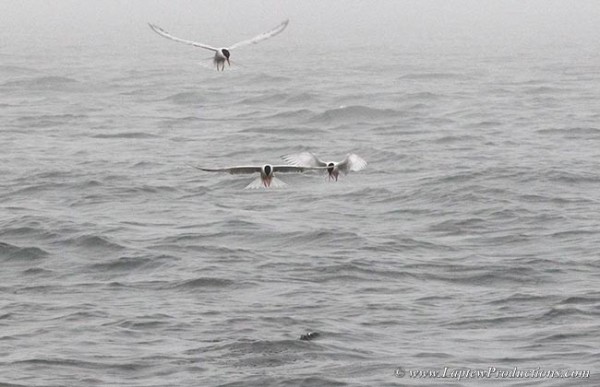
[327, 162, 335, 173]
[221, 49, 230, 66]
[263, 164, 272, 176]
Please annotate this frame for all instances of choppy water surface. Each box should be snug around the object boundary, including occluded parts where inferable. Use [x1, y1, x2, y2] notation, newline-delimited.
[1, 13, 600, 387]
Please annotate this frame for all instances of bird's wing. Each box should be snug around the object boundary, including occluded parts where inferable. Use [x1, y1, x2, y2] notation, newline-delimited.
[244, 176, 287, 189]
[148, 23, 218, 52]
[228, 19, 289, 49]
[269, 176, 288, 188]
[337, 154, 367, 174]
[188, 165, 261, 174]
[245, 177, 266, 189]
[273, 165, 322, 173]
[281, 152, 326, 168]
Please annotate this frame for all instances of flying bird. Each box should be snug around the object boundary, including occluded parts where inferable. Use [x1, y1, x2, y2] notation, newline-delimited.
[148, 19, 289, 71]
[282, 152, 367, 181]
[189, 163, 318, 189]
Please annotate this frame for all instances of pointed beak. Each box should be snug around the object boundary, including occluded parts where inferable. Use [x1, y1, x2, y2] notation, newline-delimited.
[227, 58, 231, 66]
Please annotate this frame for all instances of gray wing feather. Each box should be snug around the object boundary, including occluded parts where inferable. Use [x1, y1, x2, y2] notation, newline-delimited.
[229, 19, 289, 49]
[273, 165, 322, 173]
[148, 23, 218, 52]
[188, 165, 261, 174]
[336, 154, 367, 174]
[281, 152, 326, 168]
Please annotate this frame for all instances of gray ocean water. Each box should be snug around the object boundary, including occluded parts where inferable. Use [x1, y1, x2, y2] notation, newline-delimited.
[2, 11, 600, 387]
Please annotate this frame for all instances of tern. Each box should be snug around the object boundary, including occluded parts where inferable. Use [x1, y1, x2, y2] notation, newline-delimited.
[148, 19, 289, 71]
[189, 163, 318, 189]
[282, 152, 367, 181]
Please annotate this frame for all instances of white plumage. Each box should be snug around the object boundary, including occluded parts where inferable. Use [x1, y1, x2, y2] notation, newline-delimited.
[189, 163, 320, 189]
[282, 152, 367, 181]
[148, 20, 289, 71]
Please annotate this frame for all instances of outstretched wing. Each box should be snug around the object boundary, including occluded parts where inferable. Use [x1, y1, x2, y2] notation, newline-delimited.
[281, 152, 326, 168]
[148, 23, 218, 52]
[188, 165, 261, 174]
[337, 154, 367, 174]
[245, 177, 266, 189]
[244, 176, 288, 189]
[273, 165, 322, 173]
[229, 19, 289, 49]
[269, 176, 288, 188]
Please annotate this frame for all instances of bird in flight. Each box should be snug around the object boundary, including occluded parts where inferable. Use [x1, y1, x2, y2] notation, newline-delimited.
[282, 152, 367, 181]
[148, 19, 289, 71]
[189, 163, 319, 189]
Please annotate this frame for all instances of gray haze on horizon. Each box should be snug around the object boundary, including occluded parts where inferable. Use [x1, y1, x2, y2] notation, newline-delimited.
[2, 0, 600, 57]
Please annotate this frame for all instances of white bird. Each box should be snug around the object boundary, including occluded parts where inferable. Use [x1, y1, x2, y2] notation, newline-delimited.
[189, 163, 318, 189]
[281, 152, 367, 181]
[148, 20, 289, 71]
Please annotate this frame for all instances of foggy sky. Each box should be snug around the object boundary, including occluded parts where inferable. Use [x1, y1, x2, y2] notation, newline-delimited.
[3, 1, 600, 50]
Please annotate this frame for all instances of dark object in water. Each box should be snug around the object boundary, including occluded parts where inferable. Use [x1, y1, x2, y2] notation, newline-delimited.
[300, 332, 320, 341]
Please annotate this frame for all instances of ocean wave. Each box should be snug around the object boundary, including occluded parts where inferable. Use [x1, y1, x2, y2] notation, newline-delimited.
[159, 115, 211, 127]
[280, 229, 363, 246]
[169, 277, 236, 290]
[237, 91, 319, 106]
[264, 108, 315, 120]
[302, 261, 410, 283]
[22, 267, 54, 276]
[0, 64, 38, 74]
[50, 310, 110, 322]
[0, 313, 13, 320]
[399, 72, 467, 80]
[535, 331, 593, 344]
[428, 217, 487, 234]
[406, 91, 443, 100]
[87, 256, 158, 272]
[125, 184, 179, 195]
[58, 235, 126, 251]
[558, 294, 600, 305]
[92, 132, 159, 139]
[309, 105, 403, 124]
[238, 92, 290, 105]
[523, 85, 568, 95]
[365, 237, 454, 253]
[432, 134, 483, 144]
[423, 265, 544, 286]
[239, 125, 326, 137]
[0, 242, 48, 261]
[543, 169, 600, 184]
[537, 126, 600, 139]
[15, 113, 88, 128]
[549, 229, 599, 239]
[486, 292, 553, 306]
[217, 338, 322, 366]
[443, 314, 527, 328]
[2, 75, 79, 90]
[286, 92, 320, 104]
[164, 91, 207, 105]
[245, 73, 291, 84]
[0, 222, 61, 240]
[538, 306, 598, 321]
[107, 314, 174, 330]
[11, 357, 149, 372]
[0, 380, 31, 387]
